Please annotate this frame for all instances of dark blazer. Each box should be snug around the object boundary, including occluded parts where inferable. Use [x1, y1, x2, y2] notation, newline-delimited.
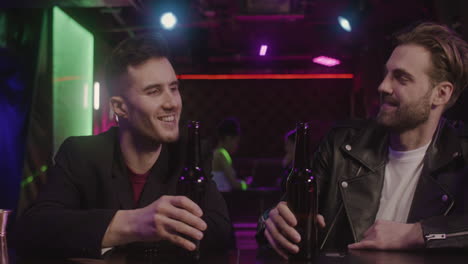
[14, 127, 232, 257]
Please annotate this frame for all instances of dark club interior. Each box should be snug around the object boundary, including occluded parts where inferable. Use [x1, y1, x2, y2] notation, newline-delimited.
[1, 0, 468, 263]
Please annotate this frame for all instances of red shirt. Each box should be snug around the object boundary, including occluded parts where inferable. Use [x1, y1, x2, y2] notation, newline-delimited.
[127, 166, 150, 205]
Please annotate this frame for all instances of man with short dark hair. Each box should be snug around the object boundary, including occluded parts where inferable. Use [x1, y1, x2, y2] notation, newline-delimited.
[258, 22, 468, 259]
[15, 34, 232, 257]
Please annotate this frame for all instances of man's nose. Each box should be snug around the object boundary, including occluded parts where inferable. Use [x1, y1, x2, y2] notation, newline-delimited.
[377, 76, 393, 95]
[162, 90, 178, 109]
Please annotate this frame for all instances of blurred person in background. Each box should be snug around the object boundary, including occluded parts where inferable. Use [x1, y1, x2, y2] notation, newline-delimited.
[212, 118, 247, 191]
[279, 129, 296, 192]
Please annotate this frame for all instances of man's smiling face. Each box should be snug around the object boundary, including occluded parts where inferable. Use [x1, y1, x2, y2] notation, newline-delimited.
[120, 57, 182, 143]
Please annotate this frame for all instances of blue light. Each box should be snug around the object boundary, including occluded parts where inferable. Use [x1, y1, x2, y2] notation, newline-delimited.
[338, 16, 352, 32]
[160, 12, 177, 30]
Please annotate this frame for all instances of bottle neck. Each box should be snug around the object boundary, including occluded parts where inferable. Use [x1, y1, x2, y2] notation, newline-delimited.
[292, 122, 310, 170]
[186, 121, 202, 168]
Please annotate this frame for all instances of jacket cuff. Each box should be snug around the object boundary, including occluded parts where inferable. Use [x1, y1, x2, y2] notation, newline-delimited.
[421, 216, 468, 249]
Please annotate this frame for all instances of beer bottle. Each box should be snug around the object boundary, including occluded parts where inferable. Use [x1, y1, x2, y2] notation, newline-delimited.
[176, 121, 206, 260]
[286, 122, 318, 260]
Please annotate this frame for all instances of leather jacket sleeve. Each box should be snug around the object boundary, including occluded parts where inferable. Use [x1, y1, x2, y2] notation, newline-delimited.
[13, 138, 117, 258]
[422, 215, 468, 248]
[417, 123, 468, 249]
[420, 165, 468, 248]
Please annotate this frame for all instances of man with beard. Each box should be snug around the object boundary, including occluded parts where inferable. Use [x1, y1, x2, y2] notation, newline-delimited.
[257, 22, 468, 259]
[14, 34, 232, 258]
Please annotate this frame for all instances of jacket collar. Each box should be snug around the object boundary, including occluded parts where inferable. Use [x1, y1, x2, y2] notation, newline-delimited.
[93, 127, 119, 187]
[84, 127, 134, 209]
[425, 118, 463, 173]
[341, 118, 462, 173]
[340, 121, 389, 173]
[107, 127, 177, 209]
[110, 128, 135, 209]
[93, 127, 118, 170]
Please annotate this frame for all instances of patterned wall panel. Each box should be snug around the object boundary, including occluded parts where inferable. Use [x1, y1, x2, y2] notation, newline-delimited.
[180, 78, 352, 159]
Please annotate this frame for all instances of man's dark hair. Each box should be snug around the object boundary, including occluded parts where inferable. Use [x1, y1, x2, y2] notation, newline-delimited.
[217, 118, 241, 139]
[104, 33, 170, 96]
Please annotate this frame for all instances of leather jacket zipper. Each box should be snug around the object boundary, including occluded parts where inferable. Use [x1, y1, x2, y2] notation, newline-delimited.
[425, 231, 468, 241]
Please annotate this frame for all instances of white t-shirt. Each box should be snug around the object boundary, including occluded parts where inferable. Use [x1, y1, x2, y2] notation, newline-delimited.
[375, 142, 431, 223]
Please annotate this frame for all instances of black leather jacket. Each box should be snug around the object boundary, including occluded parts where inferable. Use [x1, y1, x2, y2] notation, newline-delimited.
[257, 118, 468, 251]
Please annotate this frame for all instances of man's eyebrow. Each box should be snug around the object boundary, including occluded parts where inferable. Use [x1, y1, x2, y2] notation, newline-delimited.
[143, 80, 179, 91]
[143, 84, 162, 91]
[383, 63, 415, 80]
[392, 68, 414, 81]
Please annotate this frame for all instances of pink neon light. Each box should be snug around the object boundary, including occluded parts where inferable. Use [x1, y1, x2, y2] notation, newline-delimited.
[259, 45, 268, 56]
[313, 56, 341, 67]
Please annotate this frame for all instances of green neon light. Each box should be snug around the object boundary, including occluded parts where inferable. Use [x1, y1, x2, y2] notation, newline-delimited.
[52, 7, 94, 155]
[240, 180, 248, 191]
[0, 13, 6, 48]
[21, 176, 34, 188]
[21, 165, 49, 188]
[218, 148, 232, 166]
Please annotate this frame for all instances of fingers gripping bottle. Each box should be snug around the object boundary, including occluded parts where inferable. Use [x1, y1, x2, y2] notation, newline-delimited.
[286, 122, 318, 260]
[176, 121, 207, 260]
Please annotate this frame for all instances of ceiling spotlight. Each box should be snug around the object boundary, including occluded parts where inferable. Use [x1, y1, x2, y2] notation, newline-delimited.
[338, 16, 352, 32]
[259, 45, 268, 56]
[160, 12, 177, 30]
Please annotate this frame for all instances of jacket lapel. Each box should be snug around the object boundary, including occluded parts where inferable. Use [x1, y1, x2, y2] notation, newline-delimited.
[425, 118, 463, 173]
[110, 130, 136, 210]
[407, 119, 462, 222]
[88, 127, 123, 209]
[138, 145, 174, 207]
[338, 122, 388, 240]
[112, 160, 135, 209]
[137, 131, 213, 207]
[342, 123, 389, 173]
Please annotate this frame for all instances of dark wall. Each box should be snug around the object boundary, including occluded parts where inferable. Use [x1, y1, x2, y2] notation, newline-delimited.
[0, 9, 45, 214]
[180, 78, 353, 158]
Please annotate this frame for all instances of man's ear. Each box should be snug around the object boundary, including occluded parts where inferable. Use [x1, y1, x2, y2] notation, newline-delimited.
[432, 81, 454, 107]
[110, 96, 128, 119]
